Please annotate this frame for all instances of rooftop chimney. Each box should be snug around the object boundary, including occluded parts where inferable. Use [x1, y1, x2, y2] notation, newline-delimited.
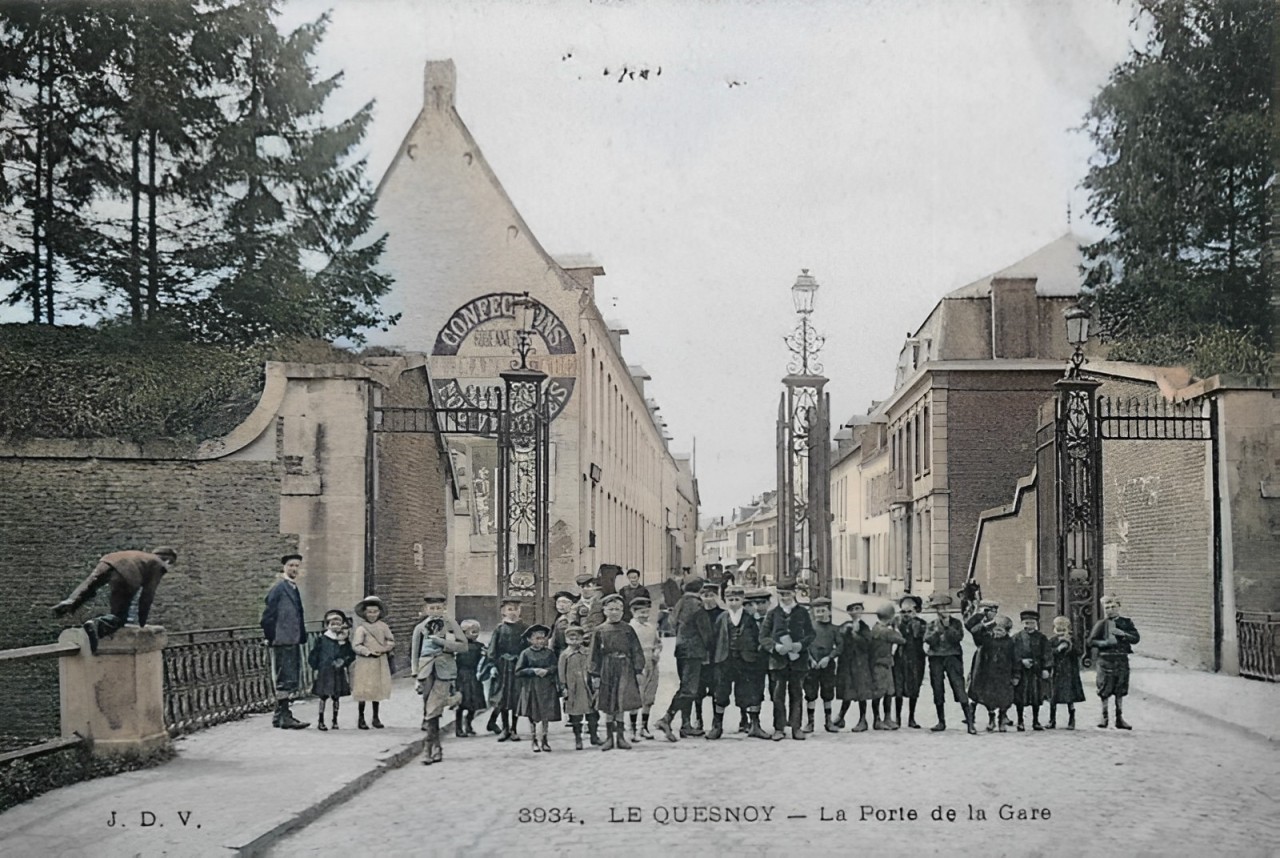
[425, 60, 456, 112]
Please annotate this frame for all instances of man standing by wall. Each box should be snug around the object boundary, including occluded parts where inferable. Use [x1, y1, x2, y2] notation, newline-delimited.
[261, 553, 310, 729]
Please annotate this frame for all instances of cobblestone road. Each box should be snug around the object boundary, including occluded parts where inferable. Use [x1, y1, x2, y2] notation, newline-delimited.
[266, 640, 1280, 857]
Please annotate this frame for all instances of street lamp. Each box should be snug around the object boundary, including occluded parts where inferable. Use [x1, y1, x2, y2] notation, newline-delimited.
[791, 269, 819, 315]
[785, 270, 825, 376]
[1063, 301, 1091, 378]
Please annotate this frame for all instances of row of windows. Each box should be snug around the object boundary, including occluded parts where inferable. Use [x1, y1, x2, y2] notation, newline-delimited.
[890, 401, 931, 489]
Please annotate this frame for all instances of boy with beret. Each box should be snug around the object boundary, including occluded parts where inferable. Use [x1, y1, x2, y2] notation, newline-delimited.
[835, 601, 875, 731]
[892, 594, 927, 729]
[1088, 594, 1140, 730]
[485, 597, 529, 741]
[627, 597, 661, 741]
[923, 594, 974, 734]
[1011, 609, 1051, 731]
[969, 614, 1016, 732]
[803, 597, 842, 733]
[766, 581, 815, 740]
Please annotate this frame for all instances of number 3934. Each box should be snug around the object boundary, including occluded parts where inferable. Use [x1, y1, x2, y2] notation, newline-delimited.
[518, 807, 576, 823]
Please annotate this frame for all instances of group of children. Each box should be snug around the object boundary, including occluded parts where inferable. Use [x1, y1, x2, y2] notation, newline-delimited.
[303, 576, 1141, 764]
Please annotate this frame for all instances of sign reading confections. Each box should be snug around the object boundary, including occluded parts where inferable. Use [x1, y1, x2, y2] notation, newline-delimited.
[431, 292, 576, 422]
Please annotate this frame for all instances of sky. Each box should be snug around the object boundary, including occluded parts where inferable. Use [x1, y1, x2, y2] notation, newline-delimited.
[269, 0, 1135, 516]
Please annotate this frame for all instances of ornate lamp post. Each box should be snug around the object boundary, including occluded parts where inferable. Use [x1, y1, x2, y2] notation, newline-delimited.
[1053, 299, 1103, 655]
[777, 270, 833, 600]
[498, 291, 551, 624]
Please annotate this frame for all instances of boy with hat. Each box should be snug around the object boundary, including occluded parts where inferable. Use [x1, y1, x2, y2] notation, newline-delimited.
[923, 594, 974, 733]
[835, 601, 875, 731]
[1011, 609, 1051, 731]
[309, 609, 355, 731]
[627, 596, 661, 740]
[515, 624, 560, 753]
[412, 602, 468, 764]
[558, 624, 594, 749]
[708, 585, 767, 739]
[454, 618, 489, 736]
[765, 580, 815, 740]
[892, 594, 928, 729]
[591, 594, 646, 750]
[1088, 594, 1140, 730]
[968, 614, 1016, 732]
[803, 597, 842, 733]
[551, 590, 580, 655]
[576, 574, 605, 644]
[653, 577, 714, 741]
[485, 597, 529, 741]
[743, 588, 774, 733]
[619, 568, 648, 622]
[693, 582, 724, 732]
[869, 603, 906, 730]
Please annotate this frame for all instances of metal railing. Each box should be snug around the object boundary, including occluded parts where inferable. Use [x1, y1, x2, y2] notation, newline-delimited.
[162, 624, 323, 737]
[0, 640, 86, 763]
[1237, 611, 1279, 682]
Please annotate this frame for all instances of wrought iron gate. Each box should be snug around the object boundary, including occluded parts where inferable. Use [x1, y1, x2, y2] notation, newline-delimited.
[372, 367, 552, 625]
[1039, 385, 1218, 666]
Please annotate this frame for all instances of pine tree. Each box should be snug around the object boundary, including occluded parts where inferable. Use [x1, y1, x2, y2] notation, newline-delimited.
[1081, 0, 1273, 377]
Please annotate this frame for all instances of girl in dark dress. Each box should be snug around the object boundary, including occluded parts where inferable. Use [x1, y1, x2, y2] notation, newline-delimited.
[515, 625, 560, 753]
[1048, 616, 1085, 730]
[968, 614, 1015, 732]
[590, 594, 645, 751]
[453, 619, 489, 737]
[309, 610, 355, 731]
[892, 595, 928, 729]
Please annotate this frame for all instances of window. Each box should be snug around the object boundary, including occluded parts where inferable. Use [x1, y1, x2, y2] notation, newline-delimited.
[913, 411, 921, 478]
[922, 405, 930, 474]
[906, 420, 914, 480]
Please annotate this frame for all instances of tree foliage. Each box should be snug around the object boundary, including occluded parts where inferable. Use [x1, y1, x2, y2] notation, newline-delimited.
[0, 0, 397, 344]
[1081, 0, 1273, 378]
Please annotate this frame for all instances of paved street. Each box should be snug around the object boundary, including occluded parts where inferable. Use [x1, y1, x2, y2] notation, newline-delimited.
[267, 636, 1280, 857]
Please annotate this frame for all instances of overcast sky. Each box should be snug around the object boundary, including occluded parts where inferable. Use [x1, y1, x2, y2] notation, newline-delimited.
[291, 1, 1140, 515]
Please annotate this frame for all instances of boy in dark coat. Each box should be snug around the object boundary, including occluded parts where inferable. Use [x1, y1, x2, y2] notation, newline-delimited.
[835, 601, 875, 731]
[708, 586, 766, 739]
[969, 614, 1016, 731]
[869, 603, 906, 730]
[743, 589, 774, 733]
[551, 590, 580, 655]
[515, 624, 560, 753]
[1011, 610, 1051, 731]
[485, 597, 529, 741]
[558, 624, 594, 749]
[1048, 615, 1085, 730]
[892, 595, 927, 729]
[693, 582, 724, 732]
[454, 619, 489, 736]
[618, 569, 648, 622]
[766, 581, 816, 741]
[590, 594, 646, 751]
[803, 597, 842, 733]
[1088, 594, 1140, 730]
[309, 609, 355, 730]
[923, 594, 974, 734]
[654, 578, 714, 741]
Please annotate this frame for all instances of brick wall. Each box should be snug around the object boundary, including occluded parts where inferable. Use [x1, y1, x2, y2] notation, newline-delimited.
[373, 367, 450, 647]
[971, 486, 1039, 616]
[0, 456, 295, 746]
[1101, 438, 1212, 668]
[945, 372, 1063, 593]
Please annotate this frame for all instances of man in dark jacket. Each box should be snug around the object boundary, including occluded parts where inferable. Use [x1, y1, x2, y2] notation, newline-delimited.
[618, 569, 649, 622]
[707, 586, 767, 739]
[766, 581, 816, 741]
[53, 546, 177, 654]
[653, 578, 714, 741]
[261, 553, 309, 729]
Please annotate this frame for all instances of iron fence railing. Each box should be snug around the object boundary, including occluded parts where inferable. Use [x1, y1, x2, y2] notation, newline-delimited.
[1237, 611, 1279, 682]
[0, 641, 85, 761]
[162, 624, 322, 737]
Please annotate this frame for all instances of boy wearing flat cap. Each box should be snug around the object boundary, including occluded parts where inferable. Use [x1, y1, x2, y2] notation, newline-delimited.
[485, 597, 529, 741]
[590, 594, 646, 750]
[765, 581, 816, 740]
[558, 624, 594, 749]
[1088, 594, 1140, 730]
[892, 594, 927, 729]
[551, 590, 580, 656]
[627, 596, 661, 740]
[869, 603, 906, 730]
[803, 597, 842, 733]
[412, 596, 467, 764]
[835, 601, 875, 731]
[654, 577, 714, 741]
[708, 585, 766, 739]
[1011, 609, 1050, 731]
[744, 589, 774, 733]
[923, 594, 974, 733]
[694, 582, 724, 732]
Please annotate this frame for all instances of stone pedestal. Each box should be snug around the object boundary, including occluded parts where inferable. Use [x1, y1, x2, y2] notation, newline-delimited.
[59, 625, 170, 757]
